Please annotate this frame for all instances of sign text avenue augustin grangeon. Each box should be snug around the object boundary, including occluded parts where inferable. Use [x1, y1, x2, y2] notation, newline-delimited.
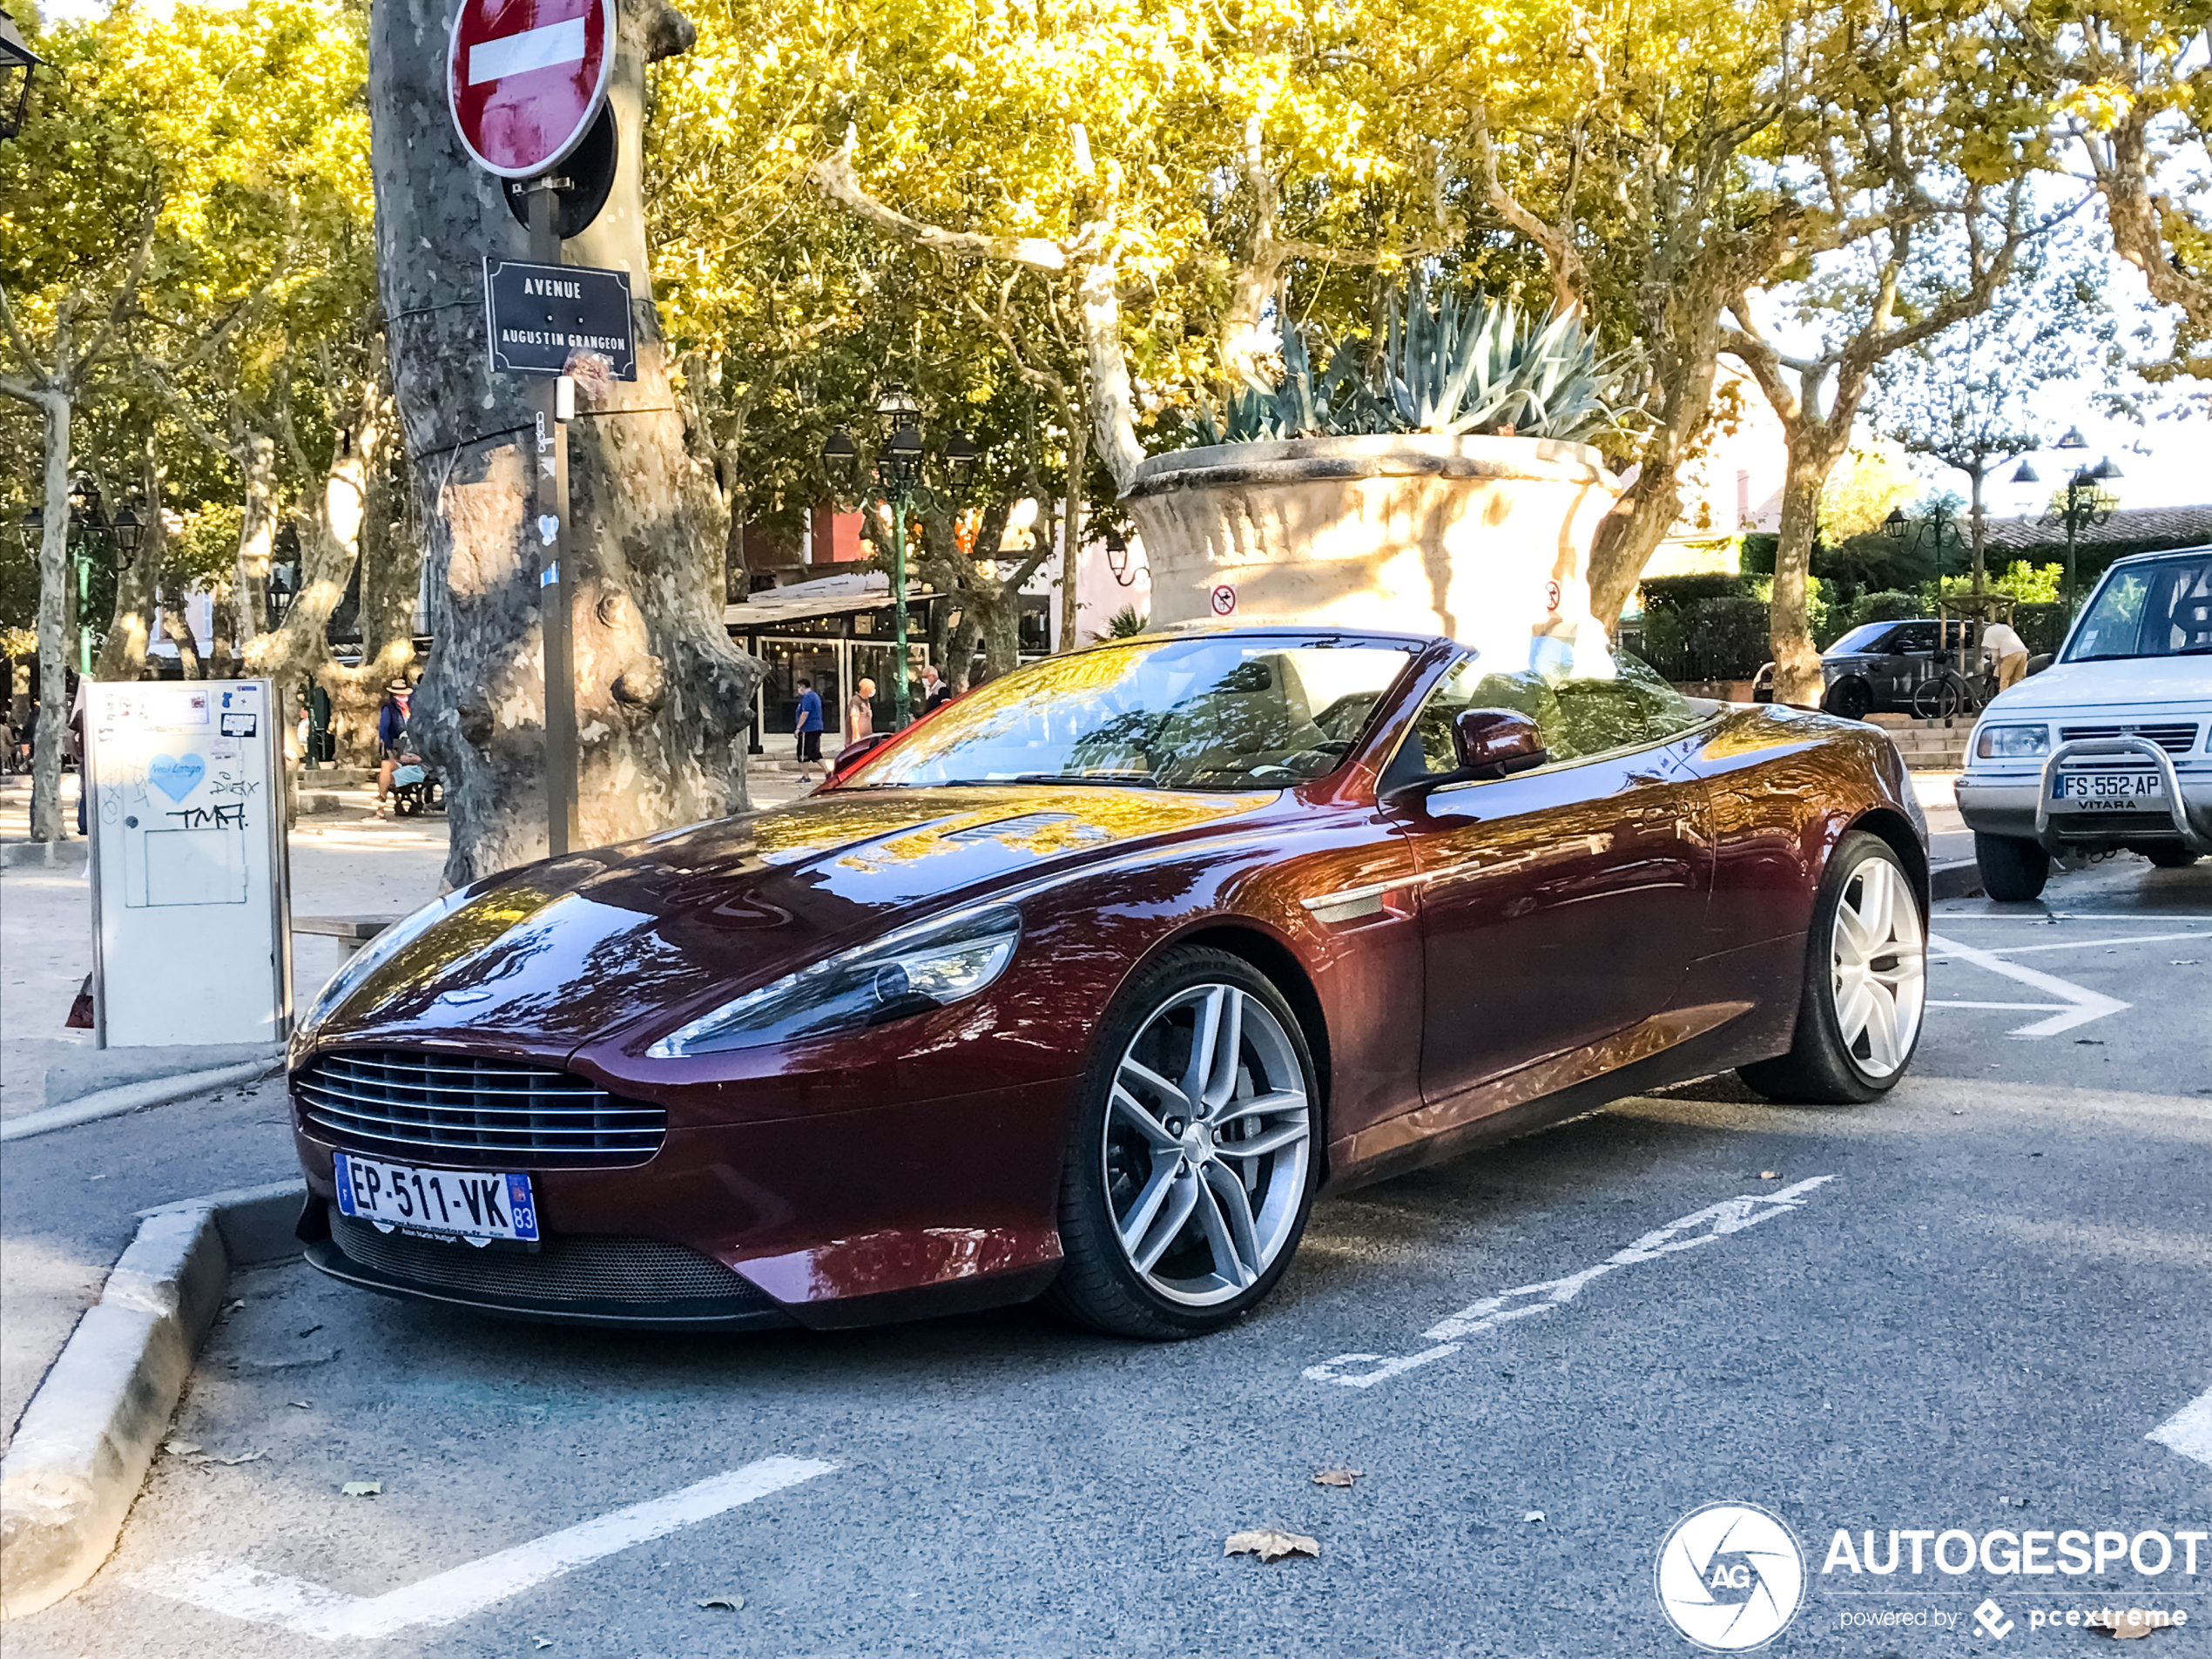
[482, 258, 637, 381]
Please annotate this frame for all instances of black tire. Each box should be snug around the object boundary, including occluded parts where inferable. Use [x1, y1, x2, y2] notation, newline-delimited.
[1738, 832, 1926, 1105]
[1824, 678, 1874, 721]
[1976, 833, 2050, 902]
[1044, 946, 1320, 1340]
[2143, 846, 2201, 869]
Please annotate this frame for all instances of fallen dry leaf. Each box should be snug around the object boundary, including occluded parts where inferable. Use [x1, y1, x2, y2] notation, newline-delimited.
[1224, 1528, 1318, 1563]
[164, 1440, 201, 1458]
[2101, 1608, 2168, 1640]
[696, 1595, 745, 1610]
[534, 1642, 552, 1651]
[1523, 1511, 1546, 1524]
[1311, 1468, 1360, 1488]
[288, 1400, 311, 1409]
[1759, 1171, 1780, 1180]
[340, 1480, 381, 1497]
[201, 1449, 265, 1467]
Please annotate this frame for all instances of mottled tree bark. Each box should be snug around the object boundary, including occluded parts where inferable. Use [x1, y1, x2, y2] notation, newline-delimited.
[232, 433, 277, 644]
[371, 0, 760, 885]
[29, 383, 71, 840]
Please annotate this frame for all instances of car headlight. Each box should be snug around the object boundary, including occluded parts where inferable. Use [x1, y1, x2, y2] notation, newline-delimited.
[294, 886, 473, 1047]
[1974, 723, 2051, 759]
[648, 904, 1022, 1057]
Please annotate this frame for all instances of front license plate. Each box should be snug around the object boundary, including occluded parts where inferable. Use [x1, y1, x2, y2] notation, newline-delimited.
[333, 1152, 539, 1244]
[2052, 770, 2163, 810]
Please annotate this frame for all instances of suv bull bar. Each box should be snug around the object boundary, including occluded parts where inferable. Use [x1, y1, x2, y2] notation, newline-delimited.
[2034, 736, 2212, 858]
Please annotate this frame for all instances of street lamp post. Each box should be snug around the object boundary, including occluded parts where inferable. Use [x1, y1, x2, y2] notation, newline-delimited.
[2036, 428, 2121, 616]
[0, 8, 41, 143]
[822, 388, 976, 732]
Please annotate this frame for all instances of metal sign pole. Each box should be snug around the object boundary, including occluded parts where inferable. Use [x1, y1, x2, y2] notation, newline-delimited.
[529, 179, 578, 856]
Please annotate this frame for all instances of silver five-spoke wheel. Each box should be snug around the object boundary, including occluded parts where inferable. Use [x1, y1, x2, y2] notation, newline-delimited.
[1103, 982, 1312, 1307]
[1827, 852, 1925, 1078]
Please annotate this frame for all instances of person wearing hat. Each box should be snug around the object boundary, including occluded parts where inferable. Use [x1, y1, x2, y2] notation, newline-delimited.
[374, 679, 412, 813]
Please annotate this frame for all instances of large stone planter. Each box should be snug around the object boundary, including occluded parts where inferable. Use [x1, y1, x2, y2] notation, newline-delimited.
[1123, 435, 1622, 673]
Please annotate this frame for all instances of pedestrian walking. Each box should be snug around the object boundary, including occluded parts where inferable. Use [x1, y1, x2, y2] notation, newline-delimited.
[793, 676, 824, 772]
[844, 678, 875, 744]
[374, 679, 412, 813]
[1980, 618, 2031, 691]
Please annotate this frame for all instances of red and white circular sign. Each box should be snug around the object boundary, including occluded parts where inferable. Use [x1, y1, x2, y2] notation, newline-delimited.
[448, 0, 615, 181]
[1210, 583, 1237, 617]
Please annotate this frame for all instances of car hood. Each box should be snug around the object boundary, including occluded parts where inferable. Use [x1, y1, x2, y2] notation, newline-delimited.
[309, 785, 1278, 1055]
[1983, 654, 2212, 718]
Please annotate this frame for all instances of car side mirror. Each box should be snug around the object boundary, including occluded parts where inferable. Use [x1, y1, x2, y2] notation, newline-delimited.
[2024, 653, 2054, 678]
[1389, 708, 1548, 802]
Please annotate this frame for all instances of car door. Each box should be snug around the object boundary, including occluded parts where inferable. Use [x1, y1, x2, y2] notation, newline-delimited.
[1882, 624, 1935, 703]
[1383, 653, 1716, 1110]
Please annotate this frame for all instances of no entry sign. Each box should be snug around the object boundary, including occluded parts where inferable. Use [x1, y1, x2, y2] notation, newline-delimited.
[448, 0, 616, 180]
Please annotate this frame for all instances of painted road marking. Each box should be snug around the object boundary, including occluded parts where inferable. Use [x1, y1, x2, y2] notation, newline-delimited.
[1304, 1177, 1836, 1390]
[1928, 929, 2211, 959]
[128, 1455, 834, 1640]
[2149, 1388, 2212, 1470]
[1931, 913, 2212, 922]
[1925, 931, 2129, 1037]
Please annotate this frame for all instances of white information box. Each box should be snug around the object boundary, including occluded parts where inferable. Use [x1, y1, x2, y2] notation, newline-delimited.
[86, 679, 292, 1048]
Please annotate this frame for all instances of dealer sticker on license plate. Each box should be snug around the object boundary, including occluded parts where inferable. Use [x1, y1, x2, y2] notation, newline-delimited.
[2052, 770, 2164, 811]
[333, 1152, 539, 1244]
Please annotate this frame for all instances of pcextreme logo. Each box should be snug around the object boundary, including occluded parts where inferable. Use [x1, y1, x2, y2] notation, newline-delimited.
[1656, 1502, 1808, 1651]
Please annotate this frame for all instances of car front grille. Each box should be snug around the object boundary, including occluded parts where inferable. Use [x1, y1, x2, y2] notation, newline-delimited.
[2058, 722, 2199, 754]
[328, 1212, 769, 1306]
[296, 1049, 664, 1169]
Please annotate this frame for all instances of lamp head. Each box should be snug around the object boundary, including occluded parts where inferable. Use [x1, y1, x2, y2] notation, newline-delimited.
[1883, 506, 1908, 541]
[820, 427, 859, 482]
[2008, 459, 2040, 485]
[2055, 426, 2087, 451]
[2090, 456, 2122, 482]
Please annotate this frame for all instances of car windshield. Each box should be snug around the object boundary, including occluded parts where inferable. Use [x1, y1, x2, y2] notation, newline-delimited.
[1825, 623, 1895, 656]
[844, 637, 1419, 791]
[2064, 552, 2212, 662]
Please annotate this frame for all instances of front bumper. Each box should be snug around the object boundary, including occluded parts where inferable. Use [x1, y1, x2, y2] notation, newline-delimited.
[1958, 738, 2212, 854]
[293, 1075, 1076, 1332]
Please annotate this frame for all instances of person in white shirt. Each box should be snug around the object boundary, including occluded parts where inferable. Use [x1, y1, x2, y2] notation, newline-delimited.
[1980, 618, 2030, 690]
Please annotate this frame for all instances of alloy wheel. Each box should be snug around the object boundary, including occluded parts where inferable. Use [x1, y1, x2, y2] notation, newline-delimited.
[1102, 983, 1312, 1306]
[1828, 854, 1925, 1078]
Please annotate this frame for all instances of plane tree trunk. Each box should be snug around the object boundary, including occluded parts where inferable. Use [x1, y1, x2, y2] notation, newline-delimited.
[369, 0, 760, 886]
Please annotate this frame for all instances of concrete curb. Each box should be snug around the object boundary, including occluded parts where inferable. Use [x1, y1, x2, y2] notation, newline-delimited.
[44, 1043, 287, 1110]
[1930, 856, 1983, 902]
[0, 1059, 284, 1144]
[0, 839, 88, 871]
[0, 1179, 305, 1621]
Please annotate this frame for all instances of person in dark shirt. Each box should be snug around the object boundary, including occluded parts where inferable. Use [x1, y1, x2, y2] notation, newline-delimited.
[793, 677, 823, 773]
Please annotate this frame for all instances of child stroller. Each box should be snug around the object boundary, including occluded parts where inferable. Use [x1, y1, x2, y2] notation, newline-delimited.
[390, 747, 445, 817]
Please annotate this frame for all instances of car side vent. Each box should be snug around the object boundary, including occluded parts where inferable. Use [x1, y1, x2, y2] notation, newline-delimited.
[2058, 723, 2198, 754]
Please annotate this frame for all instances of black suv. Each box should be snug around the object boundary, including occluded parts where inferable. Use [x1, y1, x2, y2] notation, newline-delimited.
[1819, 617, 1979, 718]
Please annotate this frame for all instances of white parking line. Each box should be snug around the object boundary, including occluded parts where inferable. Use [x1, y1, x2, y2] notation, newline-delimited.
[127, 1455, 835, 1640]
[1303, 1177, 1837, 1391]
[1927, 930, 2211, 960]
[1925, 931, 2130, 1037]
[1932, 914, 2212, 922]
[2149, 1389, 2212, 1470]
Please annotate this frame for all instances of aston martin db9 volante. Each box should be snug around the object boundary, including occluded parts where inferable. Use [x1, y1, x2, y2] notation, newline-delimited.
[291, 626, 1929, 1339]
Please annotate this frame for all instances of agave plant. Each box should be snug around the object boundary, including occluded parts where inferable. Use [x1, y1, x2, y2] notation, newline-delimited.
[1187, 276, 1636, 448]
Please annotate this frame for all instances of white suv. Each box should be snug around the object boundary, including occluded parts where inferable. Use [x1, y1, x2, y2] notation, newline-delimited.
[1956, 545, 2212, 901]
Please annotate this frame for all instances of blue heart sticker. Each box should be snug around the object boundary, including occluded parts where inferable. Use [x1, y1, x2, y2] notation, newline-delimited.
[148, 752, 206, 802]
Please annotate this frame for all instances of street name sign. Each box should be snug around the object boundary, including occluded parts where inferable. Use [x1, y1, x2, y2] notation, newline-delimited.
[448, 0, 616, 179]
[482, 257, 637, 380]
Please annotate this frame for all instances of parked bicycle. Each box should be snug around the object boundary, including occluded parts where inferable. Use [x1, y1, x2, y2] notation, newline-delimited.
[1907, 649, 1995, 722]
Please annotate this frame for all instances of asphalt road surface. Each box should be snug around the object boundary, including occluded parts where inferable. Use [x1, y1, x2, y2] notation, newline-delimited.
[10, 855, 2209, 1659]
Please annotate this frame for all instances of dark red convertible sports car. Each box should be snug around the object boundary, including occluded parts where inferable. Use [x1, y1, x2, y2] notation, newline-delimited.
[291, 625, 1928, 1339]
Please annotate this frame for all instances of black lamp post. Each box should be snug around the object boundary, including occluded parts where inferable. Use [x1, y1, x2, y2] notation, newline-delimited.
[821, 388, 977, 731]
[2039, 430, 2120, 615]
[0, 8, 40, 143]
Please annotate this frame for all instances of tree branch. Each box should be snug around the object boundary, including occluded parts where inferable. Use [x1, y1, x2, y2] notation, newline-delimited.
[812, 131, 1066, 273]
[1467, 101, 1586, 315]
